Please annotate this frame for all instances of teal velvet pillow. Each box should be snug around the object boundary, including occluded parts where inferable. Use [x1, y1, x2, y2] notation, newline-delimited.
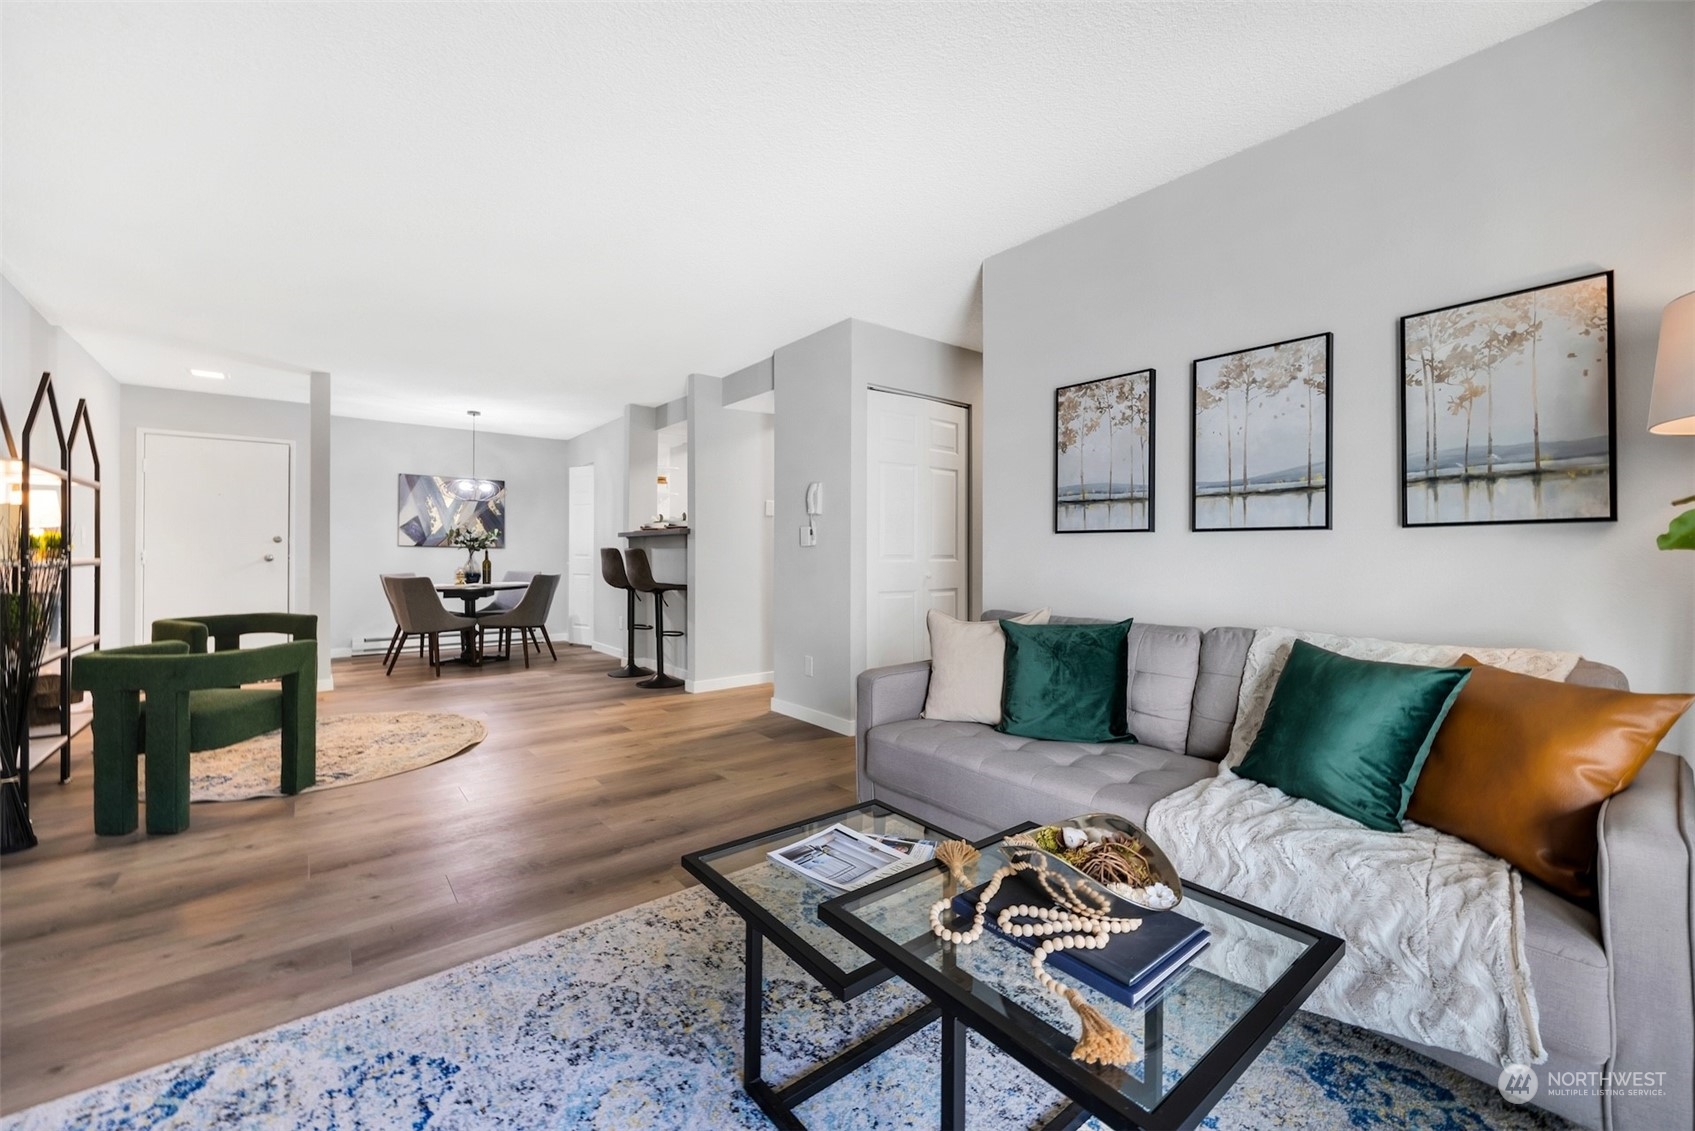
[997, 619, 1135, 744]
[1234, 640, 1471, 832]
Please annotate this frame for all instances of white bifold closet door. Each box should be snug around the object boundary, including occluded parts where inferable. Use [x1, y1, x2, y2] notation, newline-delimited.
[865, 389, 969, 669]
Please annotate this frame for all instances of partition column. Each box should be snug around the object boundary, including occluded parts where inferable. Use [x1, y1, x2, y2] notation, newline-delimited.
[309, 370, 333, 690]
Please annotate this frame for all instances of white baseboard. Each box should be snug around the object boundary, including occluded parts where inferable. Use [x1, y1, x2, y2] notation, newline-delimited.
[592, 641, 623, 658]
[770, 697, 855, 736]
[686, 671, 774, 694]
[330, 646, 354, 660]
[317, 675, 335, 692]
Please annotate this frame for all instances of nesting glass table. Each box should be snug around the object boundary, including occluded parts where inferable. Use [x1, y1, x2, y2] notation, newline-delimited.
[684, 802, 1343, 1131]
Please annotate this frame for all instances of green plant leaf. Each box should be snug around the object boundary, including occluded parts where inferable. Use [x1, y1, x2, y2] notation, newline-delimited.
[1659, 508, 1695, 551]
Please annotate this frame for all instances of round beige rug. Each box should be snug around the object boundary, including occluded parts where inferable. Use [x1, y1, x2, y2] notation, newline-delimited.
[141, 712, 488, 803]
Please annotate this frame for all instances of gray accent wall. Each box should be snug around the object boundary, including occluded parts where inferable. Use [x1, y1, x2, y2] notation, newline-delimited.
[686, 372, 774, 689]
[981, 2, 1695, 751]
[772, 318, 983, 732]
[772, 322, 855, 728]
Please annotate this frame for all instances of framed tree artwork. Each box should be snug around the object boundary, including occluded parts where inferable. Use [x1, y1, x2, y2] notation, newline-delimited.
[1191, 332, 1331, 531]
[1054, 370, 1154, 532]
[1401, 271, 1615, 527]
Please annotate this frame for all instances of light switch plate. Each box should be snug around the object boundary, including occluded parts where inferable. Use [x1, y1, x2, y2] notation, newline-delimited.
[799, 525, 817, 547]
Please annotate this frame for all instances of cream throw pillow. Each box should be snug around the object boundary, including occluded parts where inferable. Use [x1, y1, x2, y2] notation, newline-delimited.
[923, 608, 1051, 725]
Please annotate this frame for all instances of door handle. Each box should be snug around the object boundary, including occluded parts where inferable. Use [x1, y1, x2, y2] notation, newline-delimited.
[272, 535, 283, 543]
[264, 554, 276, 562]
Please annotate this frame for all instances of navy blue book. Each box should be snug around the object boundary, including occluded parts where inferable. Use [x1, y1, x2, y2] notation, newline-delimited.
[951, 872, 1209, 1008]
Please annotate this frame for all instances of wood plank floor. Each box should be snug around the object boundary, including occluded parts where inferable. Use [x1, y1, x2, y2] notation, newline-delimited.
[0, 643, 856, 1114]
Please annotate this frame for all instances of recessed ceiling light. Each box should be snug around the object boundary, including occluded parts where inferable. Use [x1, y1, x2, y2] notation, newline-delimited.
[189, 368, 227, 380]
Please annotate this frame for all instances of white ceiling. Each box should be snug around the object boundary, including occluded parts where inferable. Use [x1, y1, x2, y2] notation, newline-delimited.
[2, 1, 1588, 440]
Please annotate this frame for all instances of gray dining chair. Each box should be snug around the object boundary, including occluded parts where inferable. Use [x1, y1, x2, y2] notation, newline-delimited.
[378, 573, 421, 667]
[386, 576, 478, 677]
[476, 573, 561, 668]
[480, 570, 537, 616]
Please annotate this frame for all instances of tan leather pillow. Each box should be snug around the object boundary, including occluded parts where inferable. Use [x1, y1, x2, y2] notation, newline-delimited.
[1408, 655, 1693, 900]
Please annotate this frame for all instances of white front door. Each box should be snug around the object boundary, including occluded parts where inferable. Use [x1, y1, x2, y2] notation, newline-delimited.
[567, 464, 595, 646]
[866, 390, 969, 669]
[139, 432, 291, 637]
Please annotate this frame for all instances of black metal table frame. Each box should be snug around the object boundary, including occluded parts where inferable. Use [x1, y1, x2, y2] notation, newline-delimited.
[818, 841, 1345, 1131]
[680, 800, 968, 1130]
[434, 582, 527, 666]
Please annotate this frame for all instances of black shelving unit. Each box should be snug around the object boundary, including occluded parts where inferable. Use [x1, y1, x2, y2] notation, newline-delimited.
[3, 371, 102, 804]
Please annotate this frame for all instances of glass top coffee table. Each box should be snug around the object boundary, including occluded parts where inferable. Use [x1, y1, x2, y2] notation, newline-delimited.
[818, 826, 1345, 1131]
[681, 801, 964, 1129]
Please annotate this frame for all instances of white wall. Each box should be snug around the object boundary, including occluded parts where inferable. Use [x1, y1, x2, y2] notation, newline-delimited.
[981, 1, 1695, 751]
[686, 372, 774, 690]
[118, 385, 310, 645]
[772, 318, 984, 732]
[329, 415, 570, 652]
[1, 278, 124, 649]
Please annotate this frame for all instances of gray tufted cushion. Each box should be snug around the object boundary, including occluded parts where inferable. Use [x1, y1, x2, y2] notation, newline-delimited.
[1124, 623, 1200, 751]
[1186, 626, 1254, 760]
[863, 717, 1217, 829]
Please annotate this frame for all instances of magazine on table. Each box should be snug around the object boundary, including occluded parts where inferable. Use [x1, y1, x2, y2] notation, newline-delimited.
[767, 823, 922, 891]
[867, 834, 938, 862]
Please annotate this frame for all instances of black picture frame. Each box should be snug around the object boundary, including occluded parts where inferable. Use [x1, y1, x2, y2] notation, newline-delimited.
[1399, 270, 1616, 528]
[1053, 369, 1156, 533]
[1190, 332, 1333, 532]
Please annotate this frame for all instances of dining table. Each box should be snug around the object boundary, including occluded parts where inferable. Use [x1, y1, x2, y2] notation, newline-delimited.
[435, 580, 530, 665]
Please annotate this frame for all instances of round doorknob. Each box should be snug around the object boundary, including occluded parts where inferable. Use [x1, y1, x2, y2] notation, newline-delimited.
[272, 535, 283, 543]
[264, 553, 276, 562]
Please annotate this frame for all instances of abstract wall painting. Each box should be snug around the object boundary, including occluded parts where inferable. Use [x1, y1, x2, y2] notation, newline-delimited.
[1400, 271, 1615, 527]
[397, 474, 507, 547]
[1055, 369, 1155, 532]
[1191, 333, 1331, 531]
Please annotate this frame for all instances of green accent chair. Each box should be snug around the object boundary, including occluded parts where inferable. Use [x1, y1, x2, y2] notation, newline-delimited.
[70, 613, 317, 836]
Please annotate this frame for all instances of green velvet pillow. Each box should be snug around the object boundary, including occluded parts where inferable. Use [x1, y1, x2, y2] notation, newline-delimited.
[1234, 640, 1471, 832]
[997, 619, 1135, 744]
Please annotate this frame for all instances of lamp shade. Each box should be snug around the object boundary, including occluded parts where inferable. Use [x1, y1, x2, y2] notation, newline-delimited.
[1649, 290, 1695, 434]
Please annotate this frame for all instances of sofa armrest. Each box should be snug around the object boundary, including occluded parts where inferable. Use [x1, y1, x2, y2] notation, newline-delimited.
[855, 662, 931, 801]
[1597, 750, 1694, 1129]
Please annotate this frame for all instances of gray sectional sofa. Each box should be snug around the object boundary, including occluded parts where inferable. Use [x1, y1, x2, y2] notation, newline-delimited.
[854, 614, 1694, 1130]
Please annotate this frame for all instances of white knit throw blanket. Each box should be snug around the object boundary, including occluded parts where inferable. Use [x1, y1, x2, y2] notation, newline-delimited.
[1145, 627, 1580, 1068]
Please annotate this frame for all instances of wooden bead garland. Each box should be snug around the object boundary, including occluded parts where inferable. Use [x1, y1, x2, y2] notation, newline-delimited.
[927, 839, 1142, 1067]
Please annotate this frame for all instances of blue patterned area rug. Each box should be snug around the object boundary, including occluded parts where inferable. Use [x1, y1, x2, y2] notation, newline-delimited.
[4, 886, 1572, 1130]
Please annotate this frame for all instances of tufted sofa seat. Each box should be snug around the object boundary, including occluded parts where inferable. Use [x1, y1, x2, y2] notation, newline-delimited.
[864, 718, 1214, 831]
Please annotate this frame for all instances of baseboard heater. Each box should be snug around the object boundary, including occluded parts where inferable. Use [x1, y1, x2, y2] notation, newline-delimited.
[351, 634, 399, 656]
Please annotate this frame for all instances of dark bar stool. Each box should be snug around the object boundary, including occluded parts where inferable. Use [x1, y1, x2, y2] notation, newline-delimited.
[623, 547, 686, 690]
[600, 548, 653, 679]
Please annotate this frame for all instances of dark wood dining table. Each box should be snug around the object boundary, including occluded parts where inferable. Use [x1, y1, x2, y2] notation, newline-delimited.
[435, 581, 529, 665]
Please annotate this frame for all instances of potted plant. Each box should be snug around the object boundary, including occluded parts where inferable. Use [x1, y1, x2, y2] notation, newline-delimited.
[448, 525, 498, 583]
[1, 527, 66, 853]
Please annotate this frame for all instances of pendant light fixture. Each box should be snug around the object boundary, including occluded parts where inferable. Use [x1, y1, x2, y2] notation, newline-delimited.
[453, 410, 498, 501]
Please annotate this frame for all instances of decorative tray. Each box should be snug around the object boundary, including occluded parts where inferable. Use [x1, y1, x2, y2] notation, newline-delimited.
[1004, 812, 1183, 910]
